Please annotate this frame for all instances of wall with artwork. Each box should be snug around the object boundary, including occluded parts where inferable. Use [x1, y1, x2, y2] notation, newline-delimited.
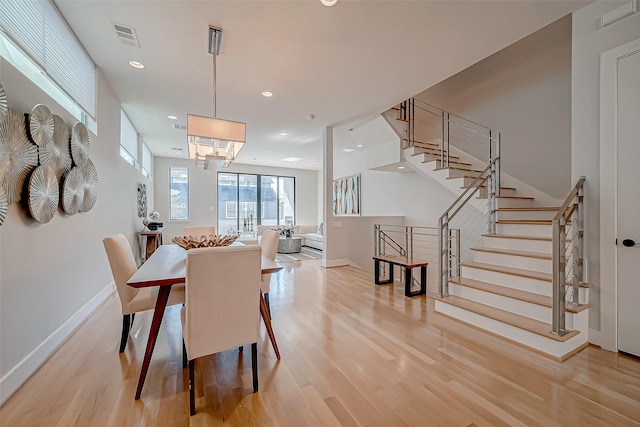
[0, 59, 152, 403]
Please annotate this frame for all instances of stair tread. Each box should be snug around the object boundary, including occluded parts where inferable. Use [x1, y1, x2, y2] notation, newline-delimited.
[462, 185, 517, 190]
[482, 233, 554, 241]
[424, 159, 472, 166]
[478, 195, 535, 200]
[470, 246, 552, 260]
[413, 151, 462, 160]
[434, 295, 580, 342]
[450, 277, 591, 313]
[497, 220, 552, 225]
[434, 167, 484, 173]
[498, 207, 560, 212]
[462, 261, 552, 281]
[396, 118, 408, 122]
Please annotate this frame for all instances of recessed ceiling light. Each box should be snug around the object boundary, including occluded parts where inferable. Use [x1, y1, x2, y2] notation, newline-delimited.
[357, 144, 363, 147]
[279, 132, 287, 136]
[342, 148, 355, 153]
[252, 157, 257, 161]
[398, 166, 406, 169]
[320, 0, 338, 6]
[282, 157, 303, 162]
[167, 115, 178, 120]
[129, 60, 145, 69]
[262, 91, 273, 97]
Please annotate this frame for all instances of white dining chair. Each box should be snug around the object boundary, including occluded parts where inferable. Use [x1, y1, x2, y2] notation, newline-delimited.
[183, 225, 215, 237]
[259, 229, 280, 317]
[103, 234, 185, 352]
[181, 245, 262, 415]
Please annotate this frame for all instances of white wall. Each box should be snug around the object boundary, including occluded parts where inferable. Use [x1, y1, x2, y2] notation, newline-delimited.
[572, 1, 640, 347]
[0, 61, 151, 402]
[417, 15, 573, 199]
[153, 157, 319, 241]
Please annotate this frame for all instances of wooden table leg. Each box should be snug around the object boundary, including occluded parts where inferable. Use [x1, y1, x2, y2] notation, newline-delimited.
[259, 293, 280, 359]
[135, 285, 172, 400]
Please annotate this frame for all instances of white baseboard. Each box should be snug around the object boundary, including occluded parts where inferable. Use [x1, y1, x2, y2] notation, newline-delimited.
[0, 282, 115, 405]
[322, 258, 350, 268]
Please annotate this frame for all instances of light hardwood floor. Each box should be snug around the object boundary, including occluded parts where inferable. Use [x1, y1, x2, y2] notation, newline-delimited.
[2, 259, 640, 426]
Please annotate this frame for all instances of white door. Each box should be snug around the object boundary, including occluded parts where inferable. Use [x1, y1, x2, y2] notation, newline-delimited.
[617, 48, 640, 357]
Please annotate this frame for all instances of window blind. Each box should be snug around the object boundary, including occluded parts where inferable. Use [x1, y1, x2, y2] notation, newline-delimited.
[0, 0, 96, 118]
[120, 110, 138, 163]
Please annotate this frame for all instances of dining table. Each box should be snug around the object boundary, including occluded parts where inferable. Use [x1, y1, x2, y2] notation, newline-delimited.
[126, 243, 283, 400]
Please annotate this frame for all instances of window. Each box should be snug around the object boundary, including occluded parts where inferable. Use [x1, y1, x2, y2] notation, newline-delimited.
[169, 167, 189, 220]
[141, 142, 152, 178]
[217, 172, 295, 234]
[0, 0, 97, 119]
[120, 110, 138, 168]
[226, 201, 237, 219]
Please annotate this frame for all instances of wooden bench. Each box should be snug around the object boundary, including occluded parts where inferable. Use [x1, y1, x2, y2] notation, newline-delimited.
[372, 255, 428, 297]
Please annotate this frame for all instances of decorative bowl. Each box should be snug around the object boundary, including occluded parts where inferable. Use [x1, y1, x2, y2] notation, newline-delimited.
[171, 234, 238, 250]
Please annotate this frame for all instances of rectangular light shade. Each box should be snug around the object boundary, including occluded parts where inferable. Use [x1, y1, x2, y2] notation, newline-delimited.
[187, 114, 245, 142]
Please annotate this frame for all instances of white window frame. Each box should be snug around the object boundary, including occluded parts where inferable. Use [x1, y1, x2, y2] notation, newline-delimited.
[120, 109, 138, 168]
[141, 142, 152, 178]
[226, 201, 237, 219]
[169, 166, 189, 221]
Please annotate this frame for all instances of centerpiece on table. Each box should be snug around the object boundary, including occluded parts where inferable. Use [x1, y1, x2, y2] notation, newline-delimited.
[171, 234, 238, 249]
[280, 224, 294, 238]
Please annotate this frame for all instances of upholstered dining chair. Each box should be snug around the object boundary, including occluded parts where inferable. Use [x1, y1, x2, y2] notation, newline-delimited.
[259, 229, 280, 317]
[182, 245, 262, 416]
[183, 225, 215, 237]
[103, 234, 185, 352]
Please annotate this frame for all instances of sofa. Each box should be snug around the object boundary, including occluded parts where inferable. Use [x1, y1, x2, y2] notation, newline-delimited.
[257, 224, 323, 251]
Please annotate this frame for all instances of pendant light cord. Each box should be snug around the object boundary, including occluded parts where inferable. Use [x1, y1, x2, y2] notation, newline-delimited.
[212, 49, 217, 119]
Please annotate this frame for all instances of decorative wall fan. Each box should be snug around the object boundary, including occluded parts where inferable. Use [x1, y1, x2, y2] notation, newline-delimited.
[61, 167, 84, 215]
[0, 187, 7, 226]
[0, 81, 7, 124]
[40, 114, 72, 179]
[27, 165, 59, 224]
[28, 104, 54, 147]
[0, 108, 38, 204]
[70, 122, 90, 167]
[79, 158, 98, 212]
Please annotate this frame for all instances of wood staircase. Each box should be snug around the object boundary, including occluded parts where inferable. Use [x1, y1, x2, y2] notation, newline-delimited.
[401, 132, 591, 360]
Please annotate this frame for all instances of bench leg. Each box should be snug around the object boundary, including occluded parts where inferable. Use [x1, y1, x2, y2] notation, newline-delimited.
[374, 259, 394, 285]
[404, 266, 427, 297]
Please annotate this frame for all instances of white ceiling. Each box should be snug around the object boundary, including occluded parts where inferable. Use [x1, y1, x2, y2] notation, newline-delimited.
[55, 0, 585, 170]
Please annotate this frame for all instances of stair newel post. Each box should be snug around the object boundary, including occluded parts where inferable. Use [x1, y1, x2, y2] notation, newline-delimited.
[409, 98, 415, 147]
[572, 181, 585, 306]
[445, 112, 450, 168]
[454, 228, 461, 279]
[552, 216, 567, 335]
[438, 215, 449, 297]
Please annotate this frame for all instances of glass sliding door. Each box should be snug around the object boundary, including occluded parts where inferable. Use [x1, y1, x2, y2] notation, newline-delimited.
[279, 176, 295, 225]
[217, 173, 237, 235]
[261, 175, 278, 226]
[238, 174, 257, 234]
[218, 172, 295, 233]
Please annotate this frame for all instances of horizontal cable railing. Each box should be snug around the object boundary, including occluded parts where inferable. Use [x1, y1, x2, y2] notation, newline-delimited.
[374, 224, 439, 295]
[552, 176, 585, 336]
[402, 98, 500, 176]
[438, 159, 499, 297]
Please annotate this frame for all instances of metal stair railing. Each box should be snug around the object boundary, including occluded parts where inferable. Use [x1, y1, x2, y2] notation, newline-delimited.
[374, 224, 438, 293]
[400, 98, 501, 190]
[552, 176, 585, 336]
[438, 158, 500, 297]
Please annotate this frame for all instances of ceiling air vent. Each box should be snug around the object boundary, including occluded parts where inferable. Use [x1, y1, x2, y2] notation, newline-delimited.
[111, 22, 140, 48]
[172, 124, 187, 131]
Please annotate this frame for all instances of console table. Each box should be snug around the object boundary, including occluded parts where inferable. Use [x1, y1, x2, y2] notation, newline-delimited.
[139, 227, 165, 260]
[372, 254, 427, 297]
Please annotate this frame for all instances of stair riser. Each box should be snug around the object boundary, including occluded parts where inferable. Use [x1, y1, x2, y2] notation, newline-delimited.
[495, 198, 534, 209]
[449, 283, 576, 325]
[461, 265, 551, 295]
[446, 168, 481, 178]
[476, 187, 517, 198]
[471, 251, 552, 273]
[434, 300, 588, 359]
[483, 236, 553, 253]
[497, 223, 552, 237]
[458, 267, 589, 303]
[497, 210, 557, 221]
